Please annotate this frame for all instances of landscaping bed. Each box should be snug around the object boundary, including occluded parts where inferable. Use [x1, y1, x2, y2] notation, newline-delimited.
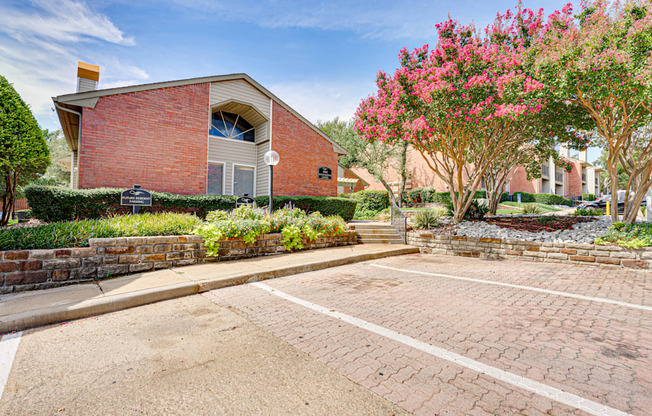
[482, 216, 594, 233]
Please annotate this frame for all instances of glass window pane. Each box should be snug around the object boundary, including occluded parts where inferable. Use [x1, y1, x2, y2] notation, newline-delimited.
[233, 165, 254, 196]
[207, 163, 224, 195]
[210, 111, 255, 142]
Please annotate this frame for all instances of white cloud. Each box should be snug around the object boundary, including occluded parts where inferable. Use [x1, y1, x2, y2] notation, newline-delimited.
[0, 0, 145, 130]
[267, 79, 376, 124]
[0, 0, 134, 45]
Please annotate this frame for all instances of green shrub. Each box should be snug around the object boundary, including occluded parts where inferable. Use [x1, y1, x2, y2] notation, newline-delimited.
[348, 190, 389, 211]
[581, 193, 596, 201]
[522, 203, 543, 215]
[532, 193, 573, 206]
[512, 192, 536, 203]
[194, 206, 347, 254]
[595, 222, 652, 248]
[412, 209, 441, 229]
[465, 199, 489, 220]
[0, 213, 202, 250]
[571, 207, 605, 216]
[231, 205, 267, 220]
[254, 195, 356, 221]
[25, 186, 237, 222]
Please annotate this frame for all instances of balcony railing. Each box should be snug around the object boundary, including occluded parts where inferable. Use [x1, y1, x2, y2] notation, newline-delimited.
[541, 164, 549, 177]
[555, 171, 563, 183]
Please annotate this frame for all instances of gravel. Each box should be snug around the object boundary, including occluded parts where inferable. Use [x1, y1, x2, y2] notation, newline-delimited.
[453, 216, 612, 244]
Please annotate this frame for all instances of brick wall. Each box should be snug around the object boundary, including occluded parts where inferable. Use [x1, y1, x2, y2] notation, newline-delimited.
[567, 160, 583, 197]
[79, 83, 210, 194]
[408, 233, 652, 270]
[0, 232, 356, 293]
[508, 166, 538, 194]
[271, 102, 338, 196]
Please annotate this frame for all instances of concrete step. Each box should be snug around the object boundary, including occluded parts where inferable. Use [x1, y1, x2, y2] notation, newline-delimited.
[358, 238, 405, 244]
[349, 222, 396, 230]
[354, 228, 401, 236]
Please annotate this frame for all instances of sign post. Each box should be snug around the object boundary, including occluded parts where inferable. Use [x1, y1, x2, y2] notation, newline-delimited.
[120, 184, 152, 215]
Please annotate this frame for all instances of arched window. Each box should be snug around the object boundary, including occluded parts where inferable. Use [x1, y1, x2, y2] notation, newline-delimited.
[210, 111, 255, 142]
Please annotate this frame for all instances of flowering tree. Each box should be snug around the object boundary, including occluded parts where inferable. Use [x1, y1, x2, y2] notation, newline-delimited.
[533, 0, 652, 223]
[356, 12, 568, 223]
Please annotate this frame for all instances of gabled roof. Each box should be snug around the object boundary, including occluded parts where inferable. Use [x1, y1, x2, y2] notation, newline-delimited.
[52, 73, 348, 155]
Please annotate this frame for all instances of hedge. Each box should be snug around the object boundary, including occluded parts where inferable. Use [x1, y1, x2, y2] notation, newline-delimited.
[533, 193, 573, 206]
[254, 195, 357, 221]
[25, 186, 237, 222]
[408, 187, 489, 204]
[581, 193, 596, 201]
[349, 190, 390, 212]
[25, 186, 357, 223]
[511, 191, 536, 203]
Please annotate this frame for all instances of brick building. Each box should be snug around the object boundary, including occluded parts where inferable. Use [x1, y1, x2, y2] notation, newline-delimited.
[353, 145, 602, 200]
[53, 62, 349, 197]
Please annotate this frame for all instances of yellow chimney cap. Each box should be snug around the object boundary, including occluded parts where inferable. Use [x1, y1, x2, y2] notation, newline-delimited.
[77, 61, 100, 82]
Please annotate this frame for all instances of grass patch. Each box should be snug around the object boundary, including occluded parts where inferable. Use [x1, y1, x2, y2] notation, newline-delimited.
[501, 202, 561, 213]
[0, 213, 202, 250]
[496, 209, 522, 215]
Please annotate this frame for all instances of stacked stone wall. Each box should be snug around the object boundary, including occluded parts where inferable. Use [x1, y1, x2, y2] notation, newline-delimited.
[408, 232, 652, 270]
[0, 231, 357, 293]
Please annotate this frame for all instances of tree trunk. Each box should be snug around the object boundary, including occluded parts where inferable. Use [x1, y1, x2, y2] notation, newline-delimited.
[1, 171, 14, 227]
[608, 163, 620, 223]
[396, 142, 408, 208]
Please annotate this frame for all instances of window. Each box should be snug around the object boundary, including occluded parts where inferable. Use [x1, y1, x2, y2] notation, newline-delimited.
[207, 163, 224, 195]
[233, 165, 255, 196]
[210, 111, 255, 142]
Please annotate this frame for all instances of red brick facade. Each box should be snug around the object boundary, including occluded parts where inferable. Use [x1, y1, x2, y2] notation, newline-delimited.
[79, 83, 210, 194]
[271, 102, 337, 196]
[508, 166, 538, 194]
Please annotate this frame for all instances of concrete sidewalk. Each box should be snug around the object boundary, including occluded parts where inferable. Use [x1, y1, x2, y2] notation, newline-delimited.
[0, 244, 418, 334]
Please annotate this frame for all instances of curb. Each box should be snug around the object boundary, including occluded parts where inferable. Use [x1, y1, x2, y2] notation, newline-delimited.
[0, 246, 419, 334]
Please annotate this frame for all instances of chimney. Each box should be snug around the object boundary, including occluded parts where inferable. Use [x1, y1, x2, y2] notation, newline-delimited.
[77, 61, 99, 92]
[579, 149, 587, 162]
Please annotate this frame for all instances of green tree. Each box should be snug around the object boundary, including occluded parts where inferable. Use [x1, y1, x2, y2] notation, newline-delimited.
[533, 0, 652, 223]
[317, 117, 409, 206]
[43, 129, 71, 185]
[0, 76, 49, 226]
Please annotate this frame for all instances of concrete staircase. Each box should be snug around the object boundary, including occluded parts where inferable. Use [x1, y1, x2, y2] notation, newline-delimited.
[349, 222, 405, 244]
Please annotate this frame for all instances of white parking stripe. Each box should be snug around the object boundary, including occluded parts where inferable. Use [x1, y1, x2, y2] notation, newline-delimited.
[369, 263, 652, 312]
[252, 282, 631, 416]
[0, 332, 22, 400]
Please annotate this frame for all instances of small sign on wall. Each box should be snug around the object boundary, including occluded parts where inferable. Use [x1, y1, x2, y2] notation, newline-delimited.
[318, 166, 332, 180]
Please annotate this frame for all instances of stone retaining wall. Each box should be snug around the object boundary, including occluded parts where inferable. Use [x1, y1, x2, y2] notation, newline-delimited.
[408, 232, 652, 271]
[0, 231, 357, 293]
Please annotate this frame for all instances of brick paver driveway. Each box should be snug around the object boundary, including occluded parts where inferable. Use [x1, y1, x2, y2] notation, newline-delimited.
[207, 253, 651, 415]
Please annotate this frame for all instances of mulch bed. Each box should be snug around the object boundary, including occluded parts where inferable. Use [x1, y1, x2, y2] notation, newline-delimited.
[482, 216, 594, 233]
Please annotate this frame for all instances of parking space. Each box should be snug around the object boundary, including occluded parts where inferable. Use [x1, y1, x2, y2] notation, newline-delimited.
[209, 254, 651, 415]
[1, 253, 650, 415]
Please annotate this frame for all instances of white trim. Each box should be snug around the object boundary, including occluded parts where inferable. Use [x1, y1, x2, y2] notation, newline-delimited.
[208, 134, 256, 146]
[232, 163, 257, 197]
[207, 160, 226, 196]
[269, 98, 273, 149]
[252, 283, 631, 416]
[206, 85, 213, 195]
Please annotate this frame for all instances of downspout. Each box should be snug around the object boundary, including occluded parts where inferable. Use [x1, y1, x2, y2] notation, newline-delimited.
[53, 102, 82, 189]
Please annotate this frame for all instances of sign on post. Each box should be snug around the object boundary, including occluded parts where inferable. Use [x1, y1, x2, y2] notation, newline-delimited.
[121, 185, 152, 214]
[236, 195, 255, 207]
[318, 166, 332, 180]
[516, 193, 522, 204]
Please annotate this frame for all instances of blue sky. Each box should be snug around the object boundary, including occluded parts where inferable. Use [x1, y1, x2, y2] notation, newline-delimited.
[0, 0, 599, 162]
